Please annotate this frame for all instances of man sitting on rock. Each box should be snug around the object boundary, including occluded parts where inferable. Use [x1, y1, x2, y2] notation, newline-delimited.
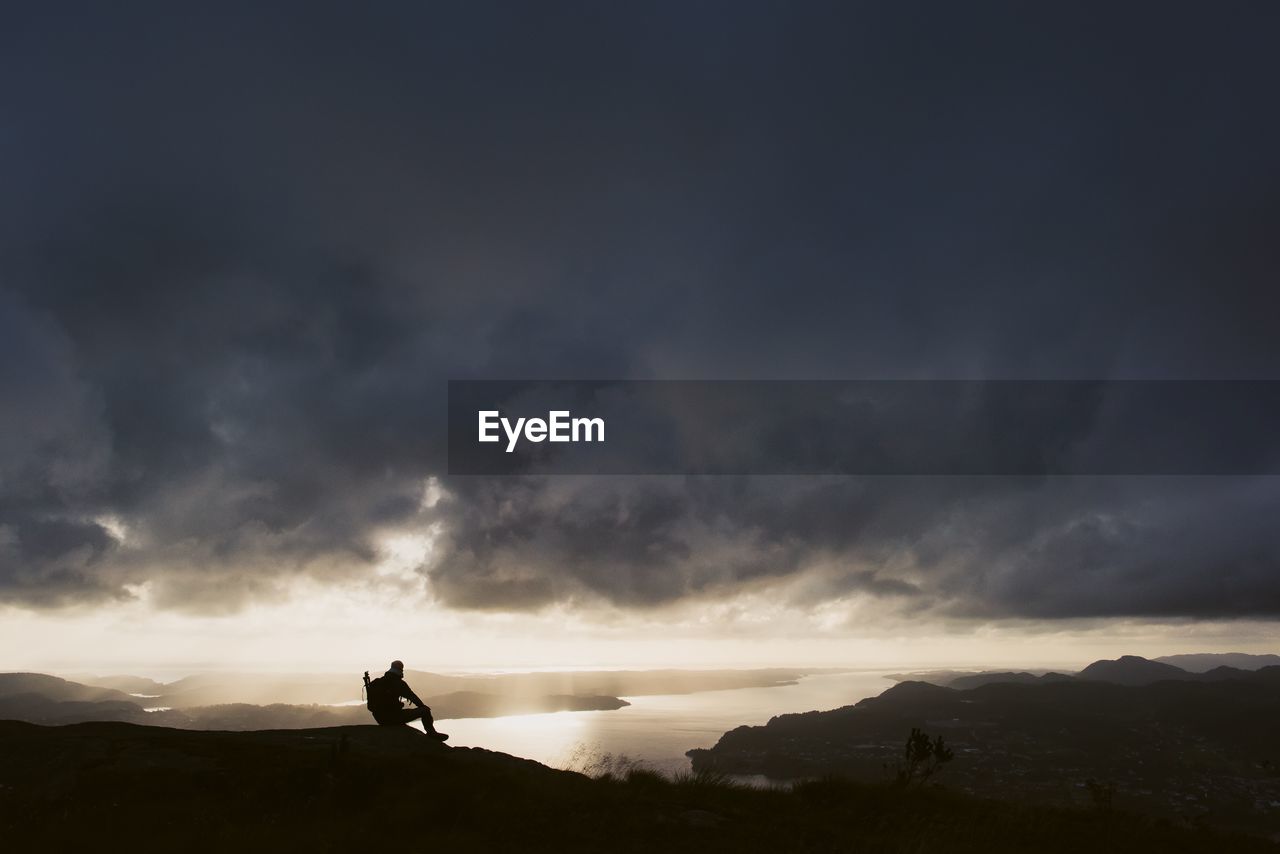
[365, 660, 449, 741]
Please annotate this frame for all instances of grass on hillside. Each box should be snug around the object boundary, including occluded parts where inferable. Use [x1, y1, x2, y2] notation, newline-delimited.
[3, 723, 1276, 853]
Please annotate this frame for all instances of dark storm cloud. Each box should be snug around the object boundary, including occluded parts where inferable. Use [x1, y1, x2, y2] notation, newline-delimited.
[426, 475, 1280, 620]
[0, 290, 118, 605]
[1, 2, 1278, 617]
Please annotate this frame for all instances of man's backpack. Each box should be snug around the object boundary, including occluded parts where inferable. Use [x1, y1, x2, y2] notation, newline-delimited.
[363, 673, 397, 714]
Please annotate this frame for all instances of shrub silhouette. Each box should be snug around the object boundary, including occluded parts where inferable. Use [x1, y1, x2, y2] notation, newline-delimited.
[672, 768, 736, 788]
[887, 727, 955, 787]
[566, 746, 645, 780]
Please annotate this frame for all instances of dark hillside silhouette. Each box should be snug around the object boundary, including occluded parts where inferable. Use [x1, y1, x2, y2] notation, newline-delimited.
[690, 668, 1280, 838]
[1, 720, 1274, 853]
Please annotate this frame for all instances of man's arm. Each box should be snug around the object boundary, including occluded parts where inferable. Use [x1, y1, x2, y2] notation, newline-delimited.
[401, 682, 428, 709]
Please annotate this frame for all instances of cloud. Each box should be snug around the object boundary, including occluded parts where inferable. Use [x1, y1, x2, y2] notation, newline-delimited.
[424, 475, 1280, 620]
[0, 291, 120, 605]
[0, 4, 1278, 620]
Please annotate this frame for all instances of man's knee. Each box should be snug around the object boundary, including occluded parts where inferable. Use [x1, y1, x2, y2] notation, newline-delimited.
[372, 709, 412, 726]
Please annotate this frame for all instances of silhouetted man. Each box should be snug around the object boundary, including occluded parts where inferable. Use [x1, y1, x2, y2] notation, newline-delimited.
[365, 660, 449, 741]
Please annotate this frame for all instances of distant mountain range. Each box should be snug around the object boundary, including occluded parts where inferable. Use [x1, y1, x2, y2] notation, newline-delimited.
[945, 671, 1074, 690]
[0, 671, 630, 728]
[56, 667, 804, 708]
[0, 667, 805, 730]
[891, 651, 1280, 690]
[1077, 654, 1193, 685]
[67, 674, 168, 694]
[0, 672, 145, 705]
[1153, 653, 1280, 673]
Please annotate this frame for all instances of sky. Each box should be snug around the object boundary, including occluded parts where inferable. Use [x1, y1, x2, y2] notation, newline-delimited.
[2, 3, 1279, 674]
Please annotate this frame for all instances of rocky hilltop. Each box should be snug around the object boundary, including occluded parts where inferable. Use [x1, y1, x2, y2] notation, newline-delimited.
[1, 720, 1276, 852]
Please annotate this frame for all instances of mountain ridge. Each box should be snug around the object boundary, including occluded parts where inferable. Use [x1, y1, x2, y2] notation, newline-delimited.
[890, 652, 1280, 690]
[689, 665, 1280, 838]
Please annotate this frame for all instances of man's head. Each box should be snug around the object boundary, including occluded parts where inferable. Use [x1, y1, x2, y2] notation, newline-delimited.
[389, 660, 404, 675]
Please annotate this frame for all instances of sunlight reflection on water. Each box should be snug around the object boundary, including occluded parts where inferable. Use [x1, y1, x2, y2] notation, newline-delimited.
[428, 670, 898, 777]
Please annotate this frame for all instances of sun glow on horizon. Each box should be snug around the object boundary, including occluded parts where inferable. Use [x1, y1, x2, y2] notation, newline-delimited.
[2, 578, 1278, 680]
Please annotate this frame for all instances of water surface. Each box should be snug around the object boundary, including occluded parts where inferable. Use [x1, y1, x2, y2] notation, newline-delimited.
[431, 669, 897, 776]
